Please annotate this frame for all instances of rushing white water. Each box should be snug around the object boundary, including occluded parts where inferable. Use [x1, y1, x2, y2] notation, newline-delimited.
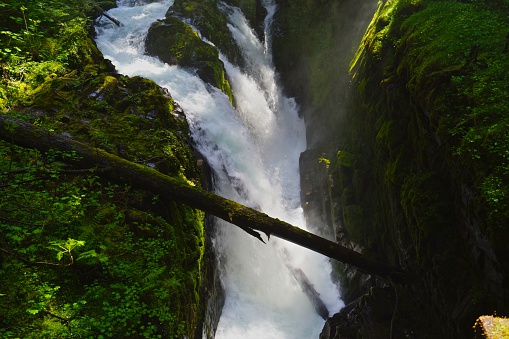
[95, 1, 342, 338]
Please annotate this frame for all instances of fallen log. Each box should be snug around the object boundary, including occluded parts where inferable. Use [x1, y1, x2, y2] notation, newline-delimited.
[91, 1, 122, 27]
[0, 116, 407, 281]
[291, 267, 330, 320]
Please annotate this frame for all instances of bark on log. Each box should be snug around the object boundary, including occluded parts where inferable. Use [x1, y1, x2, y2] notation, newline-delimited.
[0, 116, 407, 281]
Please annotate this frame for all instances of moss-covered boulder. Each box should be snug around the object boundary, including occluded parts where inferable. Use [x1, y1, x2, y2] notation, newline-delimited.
[146, 17, 234, 103]
[1, 68, 208, 338]
[170, 0, 243, 64]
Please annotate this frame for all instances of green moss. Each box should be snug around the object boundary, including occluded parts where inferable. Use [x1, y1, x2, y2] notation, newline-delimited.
[0, 1, 207, 337]
[146, 17, 234, 102]
[336, 150, 356, 168]
[0, 145, 205, 337]
[343, 204, 370, 244]
[396, 1, 508, 244]
[340, 0, 509, 332]
[171, 0, 241, 64]
[349, 0, 509, 248]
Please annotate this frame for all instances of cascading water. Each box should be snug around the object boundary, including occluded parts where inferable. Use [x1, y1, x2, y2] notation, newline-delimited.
[95, 1, 343, 338]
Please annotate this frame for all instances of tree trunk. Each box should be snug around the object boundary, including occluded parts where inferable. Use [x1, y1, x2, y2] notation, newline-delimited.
[0, 116, 406, 281]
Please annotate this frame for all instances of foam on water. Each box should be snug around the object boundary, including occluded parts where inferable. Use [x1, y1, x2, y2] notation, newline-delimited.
[95, 1, 343, 337]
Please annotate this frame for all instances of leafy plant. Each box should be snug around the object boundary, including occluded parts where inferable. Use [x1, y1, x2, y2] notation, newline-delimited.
[48, 238, 85, 265]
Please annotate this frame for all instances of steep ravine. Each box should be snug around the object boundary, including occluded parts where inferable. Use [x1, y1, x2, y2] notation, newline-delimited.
[274, 0, 509, 337]
[4, 0, 508, 337]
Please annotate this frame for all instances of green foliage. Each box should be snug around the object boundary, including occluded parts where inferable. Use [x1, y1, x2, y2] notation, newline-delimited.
[48, 238, 85, 264]
[341, 0, 509, 332]
[0, 141, 204, 338]
[0, 0, 96, 112]
[318, 156, 331, 169]
[0, 1, 206, 336]
[353, 0, 509, 244]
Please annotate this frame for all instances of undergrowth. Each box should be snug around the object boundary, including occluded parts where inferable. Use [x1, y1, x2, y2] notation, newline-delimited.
[0, 142, 204, 338]
[0, 1, 205, 337]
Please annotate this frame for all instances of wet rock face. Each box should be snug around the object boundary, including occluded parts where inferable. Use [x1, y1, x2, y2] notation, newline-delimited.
[299, 148, 335, 239]
[169, 0, 243, 65]
[319, 285, 449, 339]
[197, 216, 226, 339]
[145, 17, 234, 102]
[285, 0, 509, 336]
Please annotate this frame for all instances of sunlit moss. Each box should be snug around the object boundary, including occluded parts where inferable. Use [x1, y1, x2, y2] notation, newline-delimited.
[0, 1, 206, 337]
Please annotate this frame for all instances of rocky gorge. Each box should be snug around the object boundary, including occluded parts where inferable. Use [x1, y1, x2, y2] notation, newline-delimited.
[1, 0, 508, 338]
[272, 0, 509, 337]
[141, 0, 509, 336]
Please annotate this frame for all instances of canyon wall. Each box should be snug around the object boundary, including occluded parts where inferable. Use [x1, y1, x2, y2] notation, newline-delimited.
[273, 0, 509, 336]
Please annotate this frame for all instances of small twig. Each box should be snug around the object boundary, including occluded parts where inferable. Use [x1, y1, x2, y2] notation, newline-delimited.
[0, 168, 30, 175]
[43, 310, 73, 322]
[503, 31, 509, 54]
[1, 166, 106, 176]
[0, 167, 108, 188]
[238, 225, 266, 244]
[59, 167, 108, 174]
[228, 212, 266, 243]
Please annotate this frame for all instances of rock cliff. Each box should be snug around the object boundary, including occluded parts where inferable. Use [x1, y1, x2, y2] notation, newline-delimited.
[274, 0, 509, 337]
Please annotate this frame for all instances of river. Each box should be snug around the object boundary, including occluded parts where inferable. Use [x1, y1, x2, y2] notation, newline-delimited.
[94, 1, 342, 337]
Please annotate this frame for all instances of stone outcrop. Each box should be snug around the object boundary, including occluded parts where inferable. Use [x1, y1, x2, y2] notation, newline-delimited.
[169, 0, 243, 65]
[145, 17, 234, 102]
[275, 0, 509, 337]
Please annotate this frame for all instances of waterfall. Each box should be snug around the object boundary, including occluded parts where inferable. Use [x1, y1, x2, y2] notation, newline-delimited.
[94, 1, 343, 338]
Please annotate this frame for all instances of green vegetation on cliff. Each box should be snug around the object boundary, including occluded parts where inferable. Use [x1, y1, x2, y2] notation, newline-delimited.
[334, 0, 509, 335]
[146, 17, 234, 104]
[274, 0, 509, 336]
[349, 0, 509, 261]
[0, 1, 205, 337]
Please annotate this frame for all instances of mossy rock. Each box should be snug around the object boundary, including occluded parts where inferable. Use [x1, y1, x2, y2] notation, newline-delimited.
[27, 71, 199, 181]
[146, 17, 233, 102]
[336, 150, 356, 168]
[170, 0, 242, 64]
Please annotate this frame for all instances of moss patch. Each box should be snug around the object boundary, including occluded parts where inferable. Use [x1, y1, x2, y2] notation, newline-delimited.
[0, 1, 206, 337]
[338, 0, 509, 334]
[146, 17, 234, 103]
[170, 0, 242, 64]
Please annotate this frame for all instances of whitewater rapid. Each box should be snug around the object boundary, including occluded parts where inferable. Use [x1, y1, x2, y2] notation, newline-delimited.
[94, 1, 342, 338]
